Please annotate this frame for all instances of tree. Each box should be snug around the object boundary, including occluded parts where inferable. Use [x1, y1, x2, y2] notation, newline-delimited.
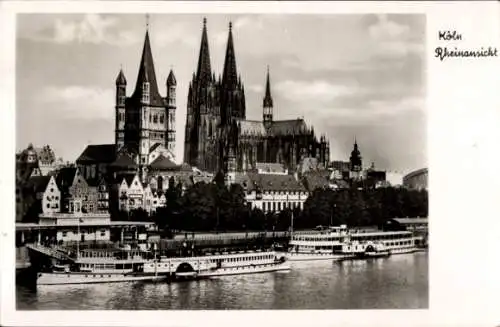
[248, 207, 266, 230]
[181, 182, 216, 231]
[299, 186, 428, 228]
[129, 208, 149, 222]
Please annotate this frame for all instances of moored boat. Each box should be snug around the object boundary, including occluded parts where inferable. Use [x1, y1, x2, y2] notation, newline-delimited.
[35, 246, 290, 285]
[277, 225, 418, 262]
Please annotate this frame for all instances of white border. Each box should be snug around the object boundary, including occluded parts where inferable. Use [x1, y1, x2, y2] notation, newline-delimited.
[2, 1, 500, 327]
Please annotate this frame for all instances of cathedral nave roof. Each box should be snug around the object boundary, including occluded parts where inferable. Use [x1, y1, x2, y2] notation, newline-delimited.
[267, 119, 309, 136]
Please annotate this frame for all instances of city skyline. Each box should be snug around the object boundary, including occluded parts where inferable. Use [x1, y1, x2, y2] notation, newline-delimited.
[16, 13, 426, 173]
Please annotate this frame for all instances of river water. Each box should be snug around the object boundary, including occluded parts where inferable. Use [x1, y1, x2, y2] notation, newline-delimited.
[16, 251, 428, 310]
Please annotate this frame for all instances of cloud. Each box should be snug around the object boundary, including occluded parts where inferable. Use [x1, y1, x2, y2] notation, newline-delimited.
[26, 14, 140, 46]
[275, 80, 358, 103]
[152, 22, 199, 48]
[247, 84, 264, 93]
[368, 14, 411, 41]
[368, 14, 424, 59]
[307, 95, 425, 125]
[41, 86, 114, 120]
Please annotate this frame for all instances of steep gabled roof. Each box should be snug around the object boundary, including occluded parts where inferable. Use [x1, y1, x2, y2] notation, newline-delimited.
[26, 175, 52, 193]
[76, 144, 116, 164]
[268, 119, 309, 136]
[246, 173, 306, 192]
[55, 167, 77, 194]
[238, 120, 266, 137]
[302, 171, 330, 192]
[255, 162, 286, 174]
[149, 155, 178, 170]
[122, 175, 136, 187]
[110, 153, 138, 169]
[149, 143, 163, 153]
[131, 30, 164, 107]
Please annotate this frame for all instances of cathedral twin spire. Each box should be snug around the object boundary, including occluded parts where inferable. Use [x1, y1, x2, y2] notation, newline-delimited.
[196, 18, 212, 87]
[221, 22, 239, 90]
[195, 18, 240, 91]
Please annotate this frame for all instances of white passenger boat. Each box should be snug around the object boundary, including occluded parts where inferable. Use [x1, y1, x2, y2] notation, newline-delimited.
[143, 250, 290, 279]
[36, 247, 290, 285]
[277, 225, 418, 262]
[36, 248, 167, 285]
[336, 241, 392, 261]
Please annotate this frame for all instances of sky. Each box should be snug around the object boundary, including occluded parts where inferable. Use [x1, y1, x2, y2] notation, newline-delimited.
[16, 13, 426, 173]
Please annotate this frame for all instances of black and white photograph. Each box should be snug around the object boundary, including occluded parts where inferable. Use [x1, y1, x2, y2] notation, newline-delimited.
[2, 1, 500, 326]
[13, 12, 428, 310]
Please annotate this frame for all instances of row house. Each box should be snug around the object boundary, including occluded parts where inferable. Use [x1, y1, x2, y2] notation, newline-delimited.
[116, 174, 166, 215]
[20, 175, 61, 221]
[55, 167, 108, 214]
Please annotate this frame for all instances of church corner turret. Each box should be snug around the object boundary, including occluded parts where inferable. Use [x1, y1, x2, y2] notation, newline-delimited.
[166, 69, 177, 156]
[115, 68, 127, 151]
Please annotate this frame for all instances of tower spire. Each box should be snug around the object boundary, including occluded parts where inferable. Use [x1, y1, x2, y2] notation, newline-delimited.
[222, 21, 238, 89]
[263, 65, 273, 108]
[132, 27, 162, 105]
[263, 65, 273, 127]
[196, 17, 212, 86]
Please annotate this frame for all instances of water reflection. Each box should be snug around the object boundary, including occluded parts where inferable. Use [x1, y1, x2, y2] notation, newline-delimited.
[17, 252, 428, 310]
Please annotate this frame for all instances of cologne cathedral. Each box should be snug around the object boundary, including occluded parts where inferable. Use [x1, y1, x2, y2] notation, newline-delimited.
[184, 18, 330, 174]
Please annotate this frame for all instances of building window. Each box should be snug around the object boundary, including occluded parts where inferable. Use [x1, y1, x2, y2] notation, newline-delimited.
[46, 203, 50, 208]
[62, 231, 67, 237]
[160, 114, 164, 124]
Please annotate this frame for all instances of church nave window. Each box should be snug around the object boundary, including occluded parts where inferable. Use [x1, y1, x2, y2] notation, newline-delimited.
[159, 114, 164, 124]
[153, 114, 158, 123]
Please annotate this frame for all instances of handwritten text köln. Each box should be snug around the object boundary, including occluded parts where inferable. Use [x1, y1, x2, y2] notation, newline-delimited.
[438, 30, 462, 41]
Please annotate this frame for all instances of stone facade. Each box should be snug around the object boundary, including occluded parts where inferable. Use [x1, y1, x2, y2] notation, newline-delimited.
[114, 29, 177, 167]
[235, 172, 309, 213]
[184, 19, 330, 175]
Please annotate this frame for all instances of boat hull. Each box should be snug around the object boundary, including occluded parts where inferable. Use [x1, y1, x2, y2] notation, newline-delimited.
[276, 252, 344, 262]
[36, 272, 167, 286]
[278, 246, 419, 262]
[198, 262, 291, 278]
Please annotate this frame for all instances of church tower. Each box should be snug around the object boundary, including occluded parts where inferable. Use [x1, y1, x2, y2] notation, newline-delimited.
[115, 68, 127, 151]
[166, 69, 177, 156]
[119, 20, 171, 170]
[350, 137, 363, 172]
[185, 18, 221, 172]
[263, 66, 273, 129]
[220, 22, 246, 125]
